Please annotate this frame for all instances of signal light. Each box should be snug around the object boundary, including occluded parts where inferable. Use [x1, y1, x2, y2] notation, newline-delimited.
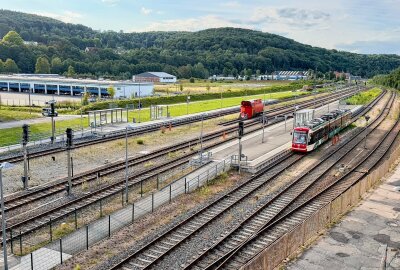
[238, 121, 244, 139]
[22, 124, 30, 144]
[66, 128, 73, 147]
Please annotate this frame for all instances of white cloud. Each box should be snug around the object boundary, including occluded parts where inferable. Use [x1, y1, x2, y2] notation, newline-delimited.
[35, 11, 83, 23]
[141, 7, 153, 15]
[136, 15, 244, 32]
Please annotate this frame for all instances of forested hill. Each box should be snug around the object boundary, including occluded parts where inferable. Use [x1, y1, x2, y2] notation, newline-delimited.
[0, 9, 399, 79]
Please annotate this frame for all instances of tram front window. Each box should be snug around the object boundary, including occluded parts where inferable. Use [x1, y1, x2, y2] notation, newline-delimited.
[293, 131, 307, 144]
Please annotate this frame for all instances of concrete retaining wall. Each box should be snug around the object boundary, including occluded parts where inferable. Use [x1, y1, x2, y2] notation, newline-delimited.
[241, 140, 400, 270]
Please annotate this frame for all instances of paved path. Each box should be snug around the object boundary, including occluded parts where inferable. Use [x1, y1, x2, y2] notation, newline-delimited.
[287, 164, 400, 270]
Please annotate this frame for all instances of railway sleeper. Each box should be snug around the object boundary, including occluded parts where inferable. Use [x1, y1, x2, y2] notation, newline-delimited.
[136, 257, 152, 264]
[155, 244, 169, 251]
[142, 252, 159, 259]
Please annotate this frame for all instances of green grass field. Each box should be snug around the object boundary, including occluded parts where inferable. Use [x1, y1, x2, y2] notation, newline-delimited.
[346, 87, 382, 105]
[154, 80, 292, 94]
[0, 109, 41, 122]
[0, 90, 308, 147]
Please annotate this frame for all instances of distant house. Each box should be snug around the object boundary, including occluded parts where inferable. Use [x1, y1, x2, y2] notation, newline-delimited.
[133, 72, 177, 83]
[85, 47, 100, 53]
[23, 41, 38, 46]
[209, 75, 237, 81]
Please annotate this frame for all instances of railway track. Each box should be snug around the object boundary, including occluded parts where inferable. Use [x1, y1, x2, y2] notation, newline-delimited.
[0, 87, 370, 246]
[105, 90, 390, 270]
[0, 86, 362, 164]
[3, 87, 365, 215]
[180, 91, 397, 270]
[214, 92, 399, 270]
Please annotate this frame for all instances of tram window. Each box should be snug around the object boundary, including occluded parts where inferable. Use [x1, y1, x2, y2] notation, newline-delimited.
[293, 132, 307, 144]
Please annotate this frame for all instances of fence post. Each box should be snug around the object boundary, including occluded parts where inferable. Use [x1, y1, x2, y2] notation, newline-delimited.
[49, 218, 53, 242]
[141, 181, 143, 197]
[86, 225, 89, 250]
[108, 215, 111, 238]
[132, 203, 135, 223]
[198, 174, 201, 187]
[207, 170, 210, 183]
[121, 190, 124, 206]
[74, 208, 78, 229]
[60, 238, 63, 264]
[31, 252, 33, 270]
[152, 193, 154, 212]
[19, 230, 22, 255]
[10, 229, 13, 254]
[223, 159, 226, 171]
[169, 185, 172, 203]
[157, 175, 160, 190]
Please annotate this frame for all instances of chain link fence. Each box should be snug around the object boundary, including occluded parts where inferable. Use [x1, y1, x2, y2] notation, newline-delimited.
[8, 158, 231, 270]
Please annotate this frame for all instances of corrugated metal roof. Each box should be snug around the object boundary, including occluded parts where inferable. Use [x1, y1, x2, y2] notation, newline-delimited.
[135, 72, 176, 78]
[0, 74, 151, 86]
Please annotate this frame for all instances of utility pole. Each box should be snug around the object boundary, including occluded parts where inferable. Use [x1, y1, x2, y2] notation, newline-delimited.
[124, 127, 130, 203]
[199, 114, 205, 164]
[238, 121, 244, 174]
[28, 87, 31, 115]
[0, 165, 7, 270]
[66, 128, 73, 195]
[22, 124, 29, 189]
[138, 83, 141, 123]
[262, 110, 266, 143]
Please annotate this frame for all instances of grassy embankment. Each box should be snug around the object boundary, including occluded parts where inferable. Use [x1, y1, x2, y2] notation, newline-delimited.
[345, 87, 382, 105]
[0, 109, 40, 122]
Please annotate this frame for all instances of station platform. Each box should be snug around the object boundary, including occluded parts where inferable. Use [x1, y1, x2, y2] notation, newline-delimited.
[210, 101, 357, 173]
[286, 163, 400, 270]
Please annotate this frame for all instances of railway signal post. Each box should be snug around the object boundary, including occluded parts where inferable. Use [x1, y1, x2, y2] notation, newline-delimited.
[66, 128, 73, 195]
[364, 115, 370, 149]
[22, 124, 30, 189]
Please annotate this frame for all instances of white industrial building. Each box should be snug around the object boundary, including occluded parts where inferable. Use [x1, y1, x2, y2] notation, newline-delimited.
[133, 72, 177, 83]
[0, 74, 154, 98]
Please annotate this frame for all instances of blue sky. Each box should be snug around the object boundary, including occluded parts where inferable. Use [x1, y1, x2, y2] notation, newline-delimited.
[1, 0, 399, 54]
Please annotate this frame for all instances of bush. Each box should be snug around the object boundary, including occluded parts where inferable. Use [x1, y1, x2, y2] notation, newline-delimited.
[137, 139, 144, 145]
[189, 77, 195, 83]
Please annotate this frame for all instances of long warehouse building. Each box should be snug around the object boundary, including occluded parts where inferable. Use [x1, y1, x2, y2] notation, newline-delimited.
[0, 74, 154, 98]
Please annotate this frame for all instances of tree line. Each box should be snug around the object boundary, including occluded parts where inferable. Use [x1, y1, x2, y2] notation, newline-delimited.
[0, 9, 399, 80]
[372, 68, 400, 89]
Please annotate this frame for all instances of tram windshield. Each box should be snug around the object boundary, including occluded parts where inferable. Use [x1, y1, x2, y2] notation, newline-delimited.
[293, 131, 307, 144]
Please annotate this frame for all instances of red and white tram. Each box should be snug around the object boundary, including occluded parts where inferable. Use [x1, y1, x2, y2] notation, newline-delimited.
[292, 109, 352, 152]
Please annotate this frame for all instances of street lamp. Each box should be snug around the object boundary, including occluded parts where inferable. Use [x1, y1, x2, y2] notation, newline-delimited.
[186, 95, 190, 115]
[1, 162, 15, 270]
[199, 113, 207, 165]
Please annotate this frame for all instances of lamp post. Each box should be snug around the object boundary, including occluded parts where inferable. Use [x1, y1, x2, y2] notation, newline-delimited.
[138, 84, 141, 123]
[1, 162, 15, 270]
[199, 114, 205, 164]
[262, 110, 266, 143]
[125, 125, 135, 203]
